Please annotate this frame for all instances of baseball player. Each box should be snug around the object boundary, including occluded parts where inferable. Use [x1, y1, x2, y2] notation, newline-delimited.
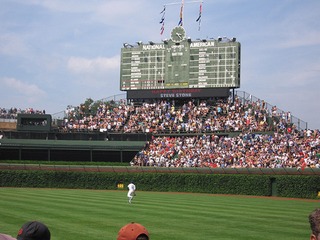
[127, 181, 136, 204]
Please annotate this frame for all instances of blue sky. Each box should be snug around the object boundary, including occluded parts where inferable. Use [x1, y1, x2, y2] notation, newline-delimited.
[0, 0, 319, 130]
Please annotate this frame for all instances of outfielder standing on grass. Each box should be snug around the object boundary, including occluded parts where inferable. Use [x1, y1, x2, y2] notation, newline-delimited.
[127, 181, 136, 204]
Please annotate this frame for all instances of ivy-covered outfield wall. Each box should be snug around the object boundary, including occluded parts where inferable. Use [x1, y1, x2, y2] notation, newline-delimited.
[0, 170, 319, 199]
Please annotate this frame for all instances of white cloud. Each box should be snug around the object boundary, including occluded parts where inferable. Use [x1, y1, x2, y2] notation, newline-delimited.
[67, 56, 120, 74]
[278, 30, 320, 49]
[0, 34, 28, 56]
[93, 1, 147, 23]
[1, 77, 46, 100]
[19, 0, 96, 13]
[270, 4, 320, 48]
[19, 0, 147, 18]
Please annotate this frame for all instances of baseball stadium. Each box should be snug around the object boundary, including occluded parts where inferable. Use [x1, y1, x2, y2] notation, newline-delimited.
[0, 1, 319, 240]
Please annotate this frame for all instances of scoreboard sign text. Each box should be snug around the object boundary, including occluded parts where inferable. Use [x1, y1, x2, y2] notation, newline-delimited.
[120, 38, 240, 91]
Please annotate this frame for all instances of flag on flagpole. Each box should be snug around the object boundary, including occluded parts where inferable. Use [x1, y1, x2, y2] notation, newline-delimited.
[178, 0, 184, 26]
[196, 2, 202, 31]
[160, 5, 166, 14]
[159, 5, 166, 35]
[196, 2, 202, 22]
[160, 23, 165, 35]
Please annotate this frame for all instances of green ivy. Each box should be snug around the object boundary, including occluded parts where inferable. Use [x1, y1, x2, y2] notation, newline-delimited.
[0, 170, 319, 199]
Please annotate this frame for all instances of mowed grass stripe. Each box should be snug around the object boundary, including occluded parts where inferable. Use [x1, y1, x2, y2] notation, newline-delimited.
[0, 188, 318, 240]
[136, 192, 313, 221]
[1, 189, 132, 239]
[112, 191, 316, 240]
[135, 192, 314, 240]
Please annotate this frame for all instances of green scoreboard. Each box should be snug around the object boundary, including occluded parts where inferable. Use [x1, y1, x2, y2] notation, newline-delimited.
[120, 26, 241, 92]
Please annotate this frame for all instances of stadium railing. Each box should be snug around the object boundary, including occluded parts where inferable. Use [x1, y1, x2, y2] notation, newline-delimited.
[234, 90, 308, 130]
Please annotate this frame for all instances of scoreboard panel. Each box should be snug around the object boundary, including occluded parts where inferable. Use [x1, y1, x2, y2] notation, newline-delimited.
[120, 35, 240, 91]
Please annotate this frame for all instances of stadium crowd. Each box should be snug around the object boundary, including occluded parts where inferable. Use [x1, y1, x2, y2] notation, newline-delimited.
[0, 107, 45, 119]
[61, 97, 284, 133]
[1, 96, 319, 169]
[130, 130, 319, 169]
[60, 96, 320, 169]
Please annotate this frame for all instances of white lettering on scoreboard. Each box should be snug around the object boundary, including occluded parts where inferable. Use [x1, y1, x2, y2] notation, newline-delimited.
[190, 42, 215, 48]
[160, 93, 192, 98]
[142, 44, 165, 50]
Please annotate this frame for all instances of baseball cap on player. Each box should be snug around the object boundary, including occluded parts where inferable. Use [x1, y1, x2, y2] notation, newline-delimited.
[17, 221, 50, 240]
[117, 222, 149, 240]
[0, 233, 16, 240]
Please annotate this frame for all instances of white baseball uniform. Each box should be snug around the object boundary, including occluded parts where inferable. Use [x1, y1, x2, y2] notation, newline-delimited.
[127, 182, 136, 203]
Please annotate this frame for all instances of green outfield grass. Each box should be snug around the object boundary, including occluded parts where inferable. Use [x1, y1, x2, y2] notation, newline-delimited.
[0, 188, 318, 240]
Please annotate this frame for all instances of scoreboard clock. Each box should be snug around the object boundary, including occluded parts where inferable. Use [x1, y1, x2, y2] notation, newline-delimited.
[171, 26, 186, 43]
[120, 28, 241, 92]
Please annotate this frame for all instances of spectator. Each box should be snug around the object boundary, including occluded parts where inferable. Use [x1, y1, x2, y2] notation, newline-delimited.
[309, 208, 320, 240]
[0, 234, 15, 240]
[17, 221, 50, 240]
[117, 222, 149, 240]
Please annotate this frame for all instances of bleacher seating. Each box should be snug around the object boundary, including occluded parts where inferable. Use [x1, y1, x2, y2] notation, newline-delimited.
[0, 94, 319, 169]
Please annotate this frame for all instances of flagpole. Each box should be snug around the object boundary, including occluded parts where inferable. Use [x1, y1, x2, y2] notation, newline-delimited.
[182, 0, 185, 26]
